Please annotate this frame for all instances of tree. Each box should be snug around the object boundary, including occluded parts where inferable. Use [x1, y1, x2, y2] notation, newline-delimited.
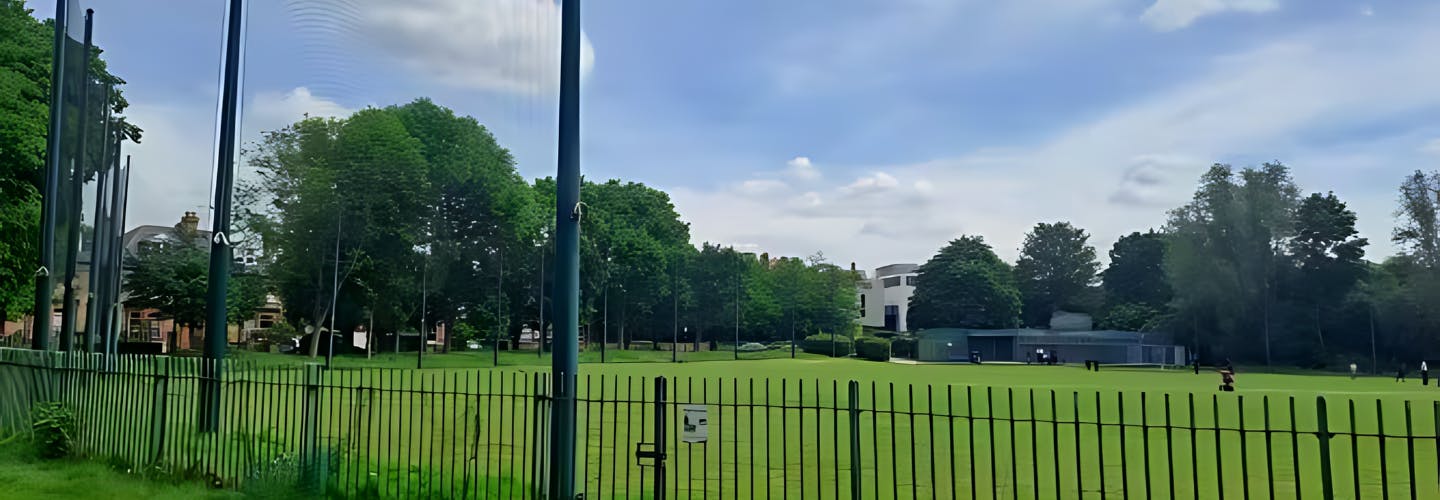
[1102, 231, 1171, 307]
[124, 229, 209, 352]
[227, 272, 269, 338]
[0, 1, 139, 322]
[908, 236, 1021, 330]
[1165, 162, 1298, 363]
[1284, 192, 1368, 355]
[1014, 222, 1100, 327]
[1394, 170, 1440, 269]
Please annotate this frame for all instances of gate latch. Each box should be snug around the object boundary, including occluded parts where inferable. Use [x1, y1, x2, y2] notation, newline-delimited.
[635, 442, 665, 466]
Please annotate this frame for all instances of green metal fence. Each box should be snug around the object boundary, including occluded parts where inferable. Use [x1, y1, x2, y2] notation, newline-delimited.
[3, 347, 1439, 499]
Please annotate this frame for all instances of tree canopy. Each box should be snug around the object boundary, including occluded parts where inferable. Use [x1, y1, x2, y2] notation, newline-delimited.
[908, 236, 1020, 330]
[1014, 222, 1100, 327]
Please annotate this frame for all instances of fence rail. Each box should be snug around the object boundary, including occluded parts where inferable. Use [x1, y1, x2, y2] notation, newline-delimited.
[2, 347, 1439, 499]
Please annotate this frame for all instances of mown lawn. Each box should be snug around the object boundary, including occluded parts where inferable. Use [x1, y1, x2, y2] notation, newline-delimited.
[8, 348, 1440, 498]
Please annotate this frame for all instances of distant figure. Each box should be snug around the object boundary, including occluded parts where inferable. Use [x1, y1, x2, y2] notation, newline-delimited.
[1219, 369, 1236, 392]
[1350, 362, 1358, 379]
[1423, 361, 1430, 386]
[1397, 364, 1407, 383]
[1193, 359, 1201, 375]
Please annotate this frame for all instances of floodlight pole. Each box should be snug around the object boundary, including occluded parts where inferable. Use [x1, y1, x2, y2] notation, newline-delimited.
[58, 9, 93, 353]
[200, 0, 246, 433]
[549, 0, 582, 496]
[32, 0, 74, 352]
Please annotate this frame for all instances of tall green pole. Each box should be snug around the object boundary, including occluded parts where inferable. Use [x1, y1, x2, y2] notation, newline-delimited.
[57, 9, 93, 353]
[200, 0, 246, 433]
[549, 0, 581, 496]
[31, 0, 71, 351]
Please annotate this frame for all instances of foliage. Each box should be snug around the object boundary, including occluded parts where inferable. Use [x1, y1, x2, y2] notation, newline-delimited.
[0, 1, 139, 320]
[124, 229, 209, 331]
[1014, 222, 1101, 326]
[854, 336, 891, 361]
[890, 336, 917, 359]
[227, 273, 269, 329]
[1393, 170, 1439, 269]
[1102, 231, 1171, 308]
[30, 401, 76, 459]
[1098, 302, 1163, 332]
[800, 333, 852, 357]
[908, 236, 1021, 330]
[1164, 162, 1298, 362]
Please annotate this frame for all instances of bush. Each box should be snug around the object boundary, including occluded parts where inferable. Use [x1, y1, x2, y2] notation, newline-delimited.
[855, 337, 892, 361]
[891, 336, 917, 359]
[801, 333, 852, 357]
[31, 402, 77, 459]
[737, 342, 769, 352]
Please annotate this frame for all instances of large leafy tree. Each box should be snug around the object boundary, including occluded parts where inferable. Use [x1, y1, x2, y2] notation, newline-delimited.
[908, 236, 1020, 330]
[1014, 222, 1100, 327]
[1165, 162, 1298, 363]
[1099, 231, 1171, 331]
[124, 229, 209, 351]
[0, 1, 138, 323]
[1283, 192, 1368, 354]
[1394, 170, 1440, 269]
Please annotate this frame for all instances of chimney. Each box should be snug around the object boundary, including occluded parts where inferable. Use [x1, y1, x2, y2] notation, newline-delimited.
[179, 211, 200, 234]
[850, 262, 856, 272]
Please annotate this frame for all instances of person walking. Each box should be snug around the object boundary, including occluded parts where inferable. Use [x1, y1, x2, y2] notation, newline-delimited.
[1396, 364, 1407, 383]
[1423, 361, 1430, 386]
[1349, 362, 1358, 380]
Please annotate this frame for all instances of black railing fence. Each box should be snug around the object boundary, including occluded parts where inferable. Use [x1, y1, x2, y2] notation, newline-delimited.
[3, 347, 1440, 499]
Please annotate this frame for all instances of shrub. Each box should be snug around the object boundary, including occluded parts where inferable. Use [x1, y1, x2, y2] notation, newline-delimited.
[855, 337, 892, 361]
[31, 402, 77, 459]
[737, 342, 769, 352]
[801, 333, 852, 357]
[891, 336, 917, 359]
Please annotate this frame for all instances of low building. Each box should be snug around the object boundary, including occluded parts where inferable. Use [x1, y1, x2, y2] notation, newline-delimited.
[856, 263, 918, 332]
[917, 328, 1185, 364]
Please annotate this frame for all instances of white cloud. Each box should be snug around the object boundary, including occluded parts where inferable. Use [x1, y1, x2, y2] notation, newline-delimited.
[842, 172, 900, 195]
[1421, 138, 1440, 156]
[243, 87, 353, 138]
[360, 0, 595, 94]
[674, 9, 1439, 268]
[1141, 0, 1280, 31]
[737, 179, 788, 196]
[786, 156, 820, 180]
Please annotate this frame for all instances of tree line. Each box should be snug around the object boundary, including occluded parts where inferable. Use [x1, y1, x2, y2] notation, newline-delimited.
[201, 98, 858, 354]
[910, 162, 1440, 368]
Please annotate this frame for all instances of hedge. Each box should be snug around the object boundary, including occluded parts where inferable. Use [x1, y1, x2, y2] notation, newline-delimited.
[891, 336, 917, 359]
[801, 333, 853, 357]
[855, 337, 892, 361]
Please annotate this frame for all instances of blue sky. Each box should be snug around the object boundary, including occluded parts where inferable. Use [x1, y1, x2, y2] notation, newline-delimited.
[28, 0, 1440, 269]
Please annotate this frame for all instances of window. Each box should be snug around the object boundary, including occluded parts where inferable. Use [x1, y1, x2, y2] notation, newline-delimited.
[882, 277, 902, 288]
[905, 275, 918, 286]
[859, 294, 867, 316]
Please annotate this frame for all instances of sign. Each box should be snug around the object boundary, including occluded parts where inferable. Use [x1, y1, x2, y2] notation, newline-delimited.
[353, 331, 368, 350]
[681, 405, 708, 443]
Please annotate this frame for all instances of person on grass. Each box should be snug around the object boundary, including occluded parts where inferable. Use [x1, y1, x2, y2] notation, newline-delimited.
[1423, 361, 1430, 386]
[1350, 362, 1358, 379]
[1397, 364, 1407, 383]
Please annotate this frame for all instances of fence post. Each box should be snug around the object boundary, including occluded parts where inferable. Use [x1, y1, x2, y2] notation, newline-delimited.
[654, 376, 668, 499]
[300, 363, 323, 494]
[1316, 396, 1334, 500]
[848, 380, 862, 500]
[148, 356, 169, 463]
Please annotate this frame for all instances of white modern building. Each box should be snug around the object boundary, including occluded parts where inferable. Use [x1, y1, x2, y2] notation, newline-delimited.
[856, 263, 918, 332]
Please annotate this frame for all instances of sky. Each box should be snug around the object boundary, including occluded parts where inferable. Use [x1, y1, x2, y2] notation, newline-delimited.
[27, 0, 1440, 272]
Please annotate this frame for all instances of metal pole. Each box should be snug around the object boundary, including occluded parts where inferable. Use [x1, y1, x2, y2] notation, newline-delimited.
[495, 247, 502, 367]
[106, 156, 129, 355]
[1370, 306, 1378, 375]
[59, 9, 94, 353]
[672, 257, 678, 363]
[84, 87, 114, 353]
[418, 249, 427, 370]
[326, 209, 340, 370]
[549, 0, 581, 496]
[201, 0, 246, 433]
[538, 238, 545, 358]
[602, 271, 608, 363]
[33, 0, 73, 351]
[734, 252, 740, 360]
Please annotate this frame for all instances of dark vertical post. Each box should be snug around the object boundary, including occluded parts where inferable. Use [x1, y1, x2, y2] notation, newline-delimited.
[848, 380, 862, 499]
[33, 0, 73, 351]
[549, 0, 582, 496]
[671, 257, 678, 363]
[84, 118, 110, 352]
[201, 0, 245, 432]
[58, 9, 94, 353]
[538, 236, 545, 358]
[1316, 396, 1334, 500]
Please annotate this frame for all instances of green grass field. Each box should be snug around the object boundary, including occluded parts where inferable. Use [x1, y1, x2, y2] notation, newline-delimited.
[6, 348, 1440, 499]
[0, 444, 239, 500]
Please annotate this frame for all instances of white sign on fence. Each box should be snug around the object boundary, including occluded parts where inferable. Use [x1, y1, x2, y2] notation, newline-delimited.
[682, 405, 708, 443]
